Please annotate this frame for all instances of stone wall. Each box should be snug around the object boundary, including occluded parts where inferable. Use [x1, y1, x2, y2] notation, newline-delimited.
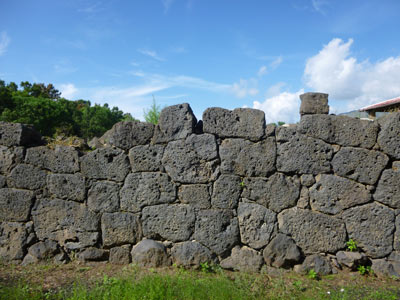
[1, 93, 400, 276]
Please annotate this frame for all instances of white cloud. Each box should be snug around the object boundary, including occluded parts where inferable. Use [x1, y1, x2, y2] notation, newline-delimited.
[138, 49, 165, 61]
[257, 66, 267, 77]
[304, 38, 400, 111]
[60, 83, 78, 99]
[0, 31, 10, 56]
[311, 0, 329, 15]
[270, 56, 283, 69]
[232, 79, 259, 98]
[253, 89, 304, 124]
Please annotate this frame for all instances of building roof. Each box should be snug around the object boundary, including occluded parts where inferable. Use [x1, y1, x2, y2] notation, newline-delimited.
[359, 96, 400, 112]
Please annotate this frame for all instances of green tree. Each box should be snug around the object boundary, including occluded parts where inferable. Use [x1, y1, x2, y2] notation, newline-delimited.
[144, 96, 162, 125]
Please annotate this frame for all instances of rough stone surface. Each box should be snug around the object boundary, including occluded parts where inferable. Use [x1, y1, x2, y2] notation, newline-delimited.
[374, 168, 400, 208]
[101, 121, 154, 150]
[88, 181, 120, 213]
[297, 187, 310, 209]
[153, 103, 197, 143]
[220, 138, 276, 177]
[171, 241, 214, 267]
[78, 248, 109, 262]
[211, 175, 241, 209]
[300, 174, 315, 187]
[109, 246, 131, 264]
[25, 146, 79, 173]
[237, 202, 276, 249]
[129, 144, 165, 172]
[378, 112, 400, 159]
[32, 198, 99, 247]
[202, 107, 265, 141]
[278, 208, 347, 254]
[263, 234, 301, 268]
[23, 240, 59, 264]
[101, 212, 140, 247]
[299, 92, 329, 115]
[0, 188, 34, 222]
[131, 239, 170, 267]
[0, 146, 14, 174]
[299, 114, 378, 149]
[142, 204, 195, 242]
[242, 174, 300, 213]
[309, 174, 372, 215]
[7, 164, 47, 190]
[194, 209, 239, 257]
[371, 259, 400, 278]
[221, 246, 264, 272]
[336, 251, 368, 270]
[162, 134, 219, 183]
[81, 148, 130, 182]
[47, 173, 85, 202]
[395, 215, 400, 251]
[332, 147, 388, 185]
[0, 221, 34, 261]
[0, 122, 42, 147]
[178, 184, 211, 209]
[120, 172, 176, 213]
[342, 202, 395, 258]
[276, 128, 333, 175]
[0, 175, 5, 188]
[296, 254, 332, 275]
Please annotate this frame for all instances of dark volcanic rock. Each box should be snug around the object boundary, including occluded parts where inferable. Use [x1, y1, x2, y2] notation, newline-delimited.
[296, 254, 332, 275]
[47, 173, 85, 202]
[131, 239, 170, 267]
[299, 92, 329, 115]
[0, 188, 34, 222]
[171, 241, 214, 267]
[178, 184, 211, 209]
[211, 174, 241, 209]
[129, 144, 165, 172]
[0, 221, 34, 261]
[0, 121, 42, 147]
[263, 234, 301, 268]
[88, 181, 120, 213]
[7, 164, 47, 190]
[78, 248, 109, 262]
[221, 246, 264, 272]
[109, 246, 131, 264]
[336, 251, 368, 270]
[101, 212, 140, 247]
[374, 168, 400, 208]
[378, 112, 400, 159]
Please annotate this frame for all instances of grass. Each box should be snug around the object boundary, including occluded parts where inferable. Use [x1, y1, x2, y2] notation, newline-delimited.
[1, 262, 400, 300]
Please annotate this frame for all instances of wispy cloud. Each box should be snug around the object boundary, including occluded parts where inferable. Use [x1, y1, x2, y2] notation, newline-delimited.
[257, 66, 267, 77]
[78, 1, 104, 14]
[311, 0, 329, 15]
[270, 56, 283, 69]
[0, 31, 10, 56]
[170, 46, 187, 54]
[232, 78, 259, 98]
[59, 83, 78, 99]
[138, 48, 165, 61]
[162, 0, 175, 13]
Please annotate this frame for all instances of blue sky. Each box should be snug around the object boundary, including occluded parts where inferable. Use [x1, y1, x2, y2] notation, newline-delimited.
[1, 0, 400, 123]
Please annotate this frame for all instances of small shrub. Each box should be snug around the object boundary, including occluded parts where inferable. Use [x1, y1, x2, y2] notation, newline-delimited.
[346, 239, 358, 252]
[307, 269, 318, 280]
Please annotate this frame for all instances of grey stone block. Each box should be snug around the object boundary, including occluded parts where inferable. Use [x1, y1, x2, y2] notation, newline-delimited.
[296, 254, 332, 275]
[81, 148, 130, 182]
[0, 188, 34, 222]
[378, 112, 400, 159]
[0, 221, 34, 261]
[25, 146, 80, 174]
[371, 259, 400, 278]
[78, 248, 109, 262]
[47, 173, 85, 202]
[237, 202, 276, 249]
[342, 202, 395, 258]
[171, 241, 214, 267]
[131, 239, 170, 267]
[0, 146, 24, 175]
[88, 181, 120, 213]
[153, 103, 197, 143]
[211, 175, 241, 209]
[299, 92, 329, 115]
[178, 184, 211, 209]
[309, 174, 372, 215]
[336, 251, 368, 270]
[300, 174, 315, 187]
[263, 234, 301, 268]
[109, 246, 131, 264]
[120, 172, 176, 213]
[202, 107, 265, 141]
[0, 121, 42, 147]
[129, 144, 165, 172]
[278, 208, 346, 254]
[142, 204, 195, 242]
[101, 212, 140, 248]
[0, 175, 5, 188]
[22, 240, 59, 265]
[7, 164, 47, 190]
[162, 134, 219, 183]
[221, 246, 264, 272]
[374, 168, 400, 208]
[332, 147, 388, 185]
[395, 215, 400, 251]
[220, 138, 276, 177]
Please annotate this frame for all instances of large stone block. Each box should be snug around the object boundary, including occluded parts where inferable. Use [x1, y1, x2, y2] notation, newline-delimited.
[395, 215, 400, 251]
[296, 254, 332, 275]
[219, 138, 276, 177]
[278, 208, 346, 254]
[7, 164, 47, 190]
[371, 259, 400, 278]
[309, 174, 372, 215]
[0, 121, 42, 147]
[0, 175, 4, 188]
[0, 188, 34, 222]
[129, 144, 165, 172]
[263, 234, 301, 268]
[171, 241, 214, 267]
[242, 174, 300, 213]
[47, 173, 85, 202]
[299, 114, 378, 149]
[332, 147, 388, 185]
[276, 127, 333, 175]
[374, 168, 400, 208]
[153, 103, 197, 143]
[100, 121, 154, 150]
[342, 202, 394, 258]
[220, 246, 264, 272]
[23, 240, 59, 263]
[178, 184, 211, 209]
[162, 134, 219, 183]
[78, 248, 109, 262]
[202, 107, 265, 141]
[211, 175, 241, 209]
[87, 181, 120, 213]
[0, 221, 34, 261]
[299, 92, 329, 115]
[194, 209, 239, 257]
[237, 202, 276, 249]
[131, 239, 170, 267]
[378, 112, 400, 159]
[101, 212, 140, 247]
[32, 198, 99, 248]
[120, 172, 176, 213]
[142, 204, 195, 242]
[0, 146, 24, 174]
[25, 146, 79, 174]
[109, 246, 131, 264]
[81, 148, 130, 182]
